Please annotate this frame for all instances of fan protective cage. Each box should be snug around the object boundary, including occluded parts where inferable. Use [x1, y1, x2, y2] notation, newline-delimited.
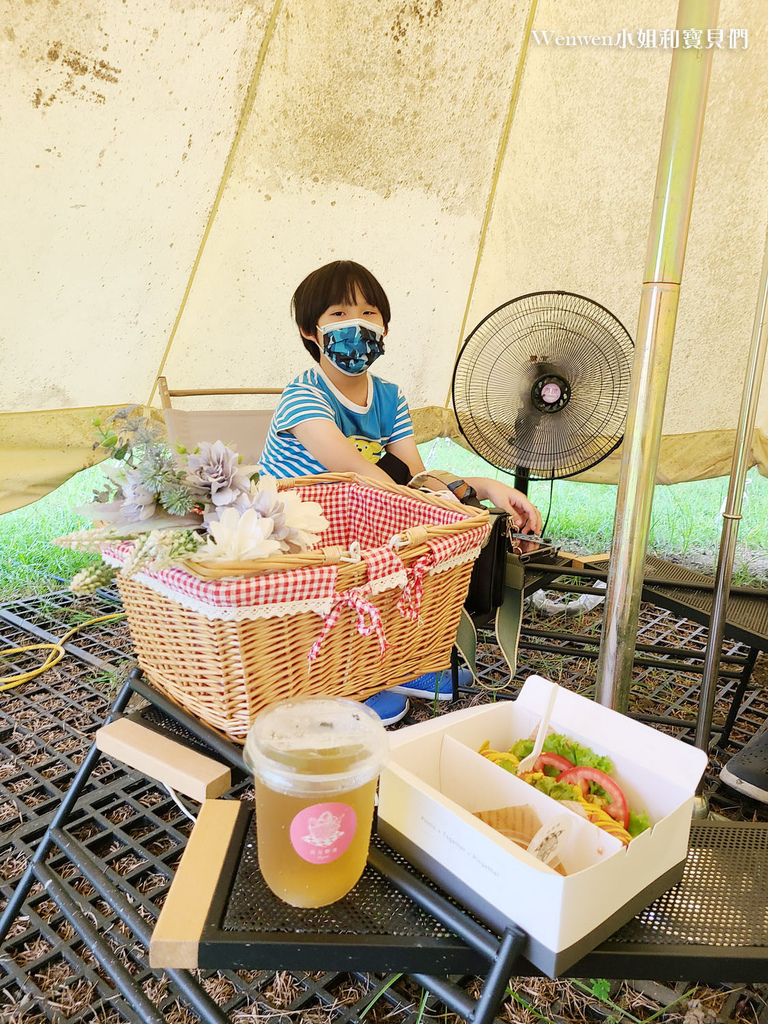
[451, 291, 634, 480]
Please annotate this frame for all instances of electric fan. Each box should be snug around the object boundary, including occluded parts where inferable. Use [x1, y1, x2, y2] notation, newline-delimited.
[451, 291, 634, 480]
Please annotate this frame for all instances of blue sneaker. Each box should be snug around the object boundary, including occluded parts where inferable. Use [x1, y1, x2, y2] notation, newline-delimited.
[390, 667, 473, 701]
[364, 690, 409, 726]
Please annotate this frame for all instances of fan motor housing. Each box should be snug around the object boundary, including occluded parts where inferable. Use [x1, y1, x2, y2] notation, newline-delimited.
[531, 374, 570, 413]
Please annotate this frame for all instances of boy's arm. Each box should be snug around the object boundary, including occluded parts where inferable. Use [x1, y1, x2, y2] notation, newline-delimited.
[464, 477, 543, 535]
[385, 436, 425, 478]
[292, 419, 394, 485]
[385, 432, 541, 529]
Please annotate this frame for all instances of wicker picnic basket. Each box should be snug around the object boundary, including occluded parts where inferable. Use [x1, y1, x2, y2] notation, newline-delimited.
[112, 473, 490, 742]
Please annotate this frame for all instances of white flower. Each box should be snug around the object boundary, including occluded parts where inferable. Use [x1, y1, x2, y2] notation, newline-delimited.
[279, 488, 329, 551]
[193, 508, 282, 562]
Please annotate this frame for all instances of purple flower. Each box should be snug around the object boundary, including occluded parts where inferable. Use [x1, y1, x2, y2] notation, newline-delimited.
[202, 489, 254, 526]
[120, 469, 157, 521]
[186, 441, 256, 508]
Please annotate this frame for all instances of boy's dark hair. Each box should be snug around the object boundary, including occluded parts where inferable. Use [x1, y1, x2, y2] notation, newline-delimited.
[292, 261, 391, 363]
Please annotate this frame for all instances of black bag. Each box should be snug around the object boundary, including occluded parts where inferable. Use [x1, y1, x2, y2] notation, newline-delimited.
[465, 510, 558, 623]
[464, 509, 509, 621]
[377, 451, 411, 485]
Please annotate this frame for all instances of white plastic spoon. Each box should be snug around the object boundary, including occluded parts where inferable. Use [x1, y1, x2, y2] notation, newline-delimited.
[516, 684, 558, 775]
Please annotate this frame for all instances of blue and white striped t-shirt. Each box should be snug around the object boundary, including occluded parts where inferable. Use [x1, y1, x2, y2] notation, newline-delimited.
[259, 367, 414, 479]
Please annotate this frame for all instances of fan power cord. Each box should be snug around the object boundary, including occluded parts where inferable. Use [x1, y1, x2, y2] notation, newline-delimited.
[540, 470, 555, 538]
[0, 612, 126, 691]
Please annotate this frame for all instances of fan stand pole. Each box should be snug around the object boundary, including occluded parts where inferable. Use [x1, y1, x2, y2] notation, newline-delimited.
[513, 465, 529, 497]
[594, 0, 719, 714]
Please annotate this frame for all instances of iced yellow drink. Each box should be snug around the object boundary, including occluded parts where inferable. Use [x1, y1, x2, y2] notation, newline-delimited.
[244, 698, 389, 907]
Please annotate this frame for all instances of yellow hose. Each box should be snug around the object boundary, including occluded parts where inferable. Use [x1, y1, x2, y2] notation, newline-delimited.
[0, 612, 126, 691]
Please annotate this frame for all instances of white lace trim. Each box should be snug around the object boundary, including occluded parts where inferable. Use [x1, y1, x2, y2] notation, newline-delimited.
[104, 548, 480, 621]
[115, 567, 336, 621]
[367, 570, 408, 595]
[430, 545, 484, 575]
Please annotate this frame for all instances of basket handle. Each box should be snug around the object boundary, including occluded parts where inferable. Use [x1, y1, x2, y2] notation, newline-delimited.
[389, 525, 430, 551]
[317, 546, 345, 565]
[278, 471, 467, 513]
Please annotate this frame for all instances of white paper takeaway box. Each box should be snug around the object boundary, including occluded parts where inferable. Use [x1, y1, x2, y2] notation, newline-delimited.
[377, 675, 707, 976]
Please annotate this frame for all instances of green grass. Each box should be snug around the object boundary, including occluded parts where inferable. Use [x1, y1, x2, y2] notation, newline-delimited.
[1, 446, 766, 602]
[1, 466, 104, 600]
[420, 438, 768, 585]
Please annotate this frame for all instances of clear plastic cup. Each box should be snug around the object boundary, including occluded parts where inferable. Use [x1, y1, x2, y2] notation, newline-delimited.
[243, 696, 389, 907]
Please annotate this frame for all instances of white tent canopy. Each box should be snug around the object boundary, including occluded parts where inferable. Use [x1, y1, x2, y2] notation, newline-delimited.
[2, 0, 767, 513]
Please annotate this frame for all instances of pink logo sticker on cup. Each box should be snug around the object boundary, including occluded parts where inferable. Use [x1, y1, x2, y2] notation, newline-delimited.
[541, 383, 562, 403]
[289, 803, 357, 864]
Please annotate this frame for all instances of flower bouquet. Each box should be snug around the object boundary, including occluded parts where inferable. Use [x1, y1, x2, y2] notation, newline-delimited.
[54, 408, 329, 592]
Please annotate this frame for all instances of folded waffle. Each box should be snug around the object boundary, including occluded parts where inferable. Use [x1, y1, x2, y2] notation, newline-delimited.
[474, 804, 541, 845]
[474, 804, 567, 875]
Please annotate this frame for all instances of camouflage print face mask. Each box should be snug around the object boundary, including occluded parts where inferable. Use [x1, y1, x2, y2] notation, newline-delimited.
[319, 319, 385, 376]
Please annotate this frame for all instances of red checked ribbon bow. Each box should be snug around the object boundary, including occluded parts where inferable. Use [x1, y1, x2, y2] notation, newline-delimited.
[397, 553, 436, 621]
[307, 588, 392, 666]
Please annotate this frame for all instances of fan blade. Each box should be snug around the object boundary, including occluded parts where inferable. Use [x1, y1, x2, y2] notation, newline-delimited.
[452, 291, 633, 479]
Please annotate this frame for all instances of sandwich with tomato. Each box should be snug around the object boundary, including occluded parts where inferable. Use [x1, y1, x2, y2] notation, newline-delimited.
[479, 733, 650, 845]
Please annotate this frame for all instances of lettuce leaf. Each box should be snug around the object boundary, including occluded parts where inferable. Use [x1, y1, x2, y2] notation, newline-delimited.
[509, 734, 613, 773]
[542, 734, 614, 774]
[628, 810, 651, 837]
[525, 775, 583, 802]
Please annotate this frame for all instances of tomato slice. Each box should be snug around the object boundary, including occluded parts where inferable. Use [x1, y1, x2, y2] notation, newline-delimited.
[533, 752, 574, 775]
[556, 766, 630, 829]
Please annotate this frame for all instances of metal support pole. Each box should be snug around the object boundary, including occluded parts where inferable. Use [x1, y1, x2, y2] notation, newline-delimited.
[694, 220, 768, 750]
[514, 464, 530, 497]
[715, 646, 760, 749]
[596, 0, 719, 711]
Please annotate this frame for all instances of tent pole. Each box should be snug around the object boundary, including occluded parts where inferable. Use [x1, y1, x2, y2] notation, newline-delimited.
[693, 222, 768, 751]
[595, 0, 719, 712]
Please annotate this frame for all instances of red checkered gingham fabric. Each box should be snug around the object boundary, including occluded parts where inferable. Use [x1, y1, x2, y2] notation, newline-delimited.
[105, 543, 340, 608]
[397, 529, 486, 620]
[105, 481, 488, 611]
[307, 588, 392, 665]
[362, 545, 406, 584]
[294, 480, 472, 552]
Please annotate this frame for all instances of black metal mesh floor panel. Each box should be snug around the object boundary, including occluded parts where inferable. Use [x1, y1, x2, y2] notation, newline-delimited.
[2, 586, 768, 1022]
[594, 556, 768, 646]
[0, 586, 131, 671]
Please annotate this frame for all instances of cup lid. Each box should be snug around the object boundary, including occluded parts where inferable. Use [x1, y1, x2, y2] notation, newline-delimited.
[243, 696, 389, 794]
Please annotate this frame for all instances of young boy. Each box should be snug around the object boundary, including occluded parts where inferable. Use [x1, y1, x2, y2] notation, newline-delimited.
[260, 261, 542, 722]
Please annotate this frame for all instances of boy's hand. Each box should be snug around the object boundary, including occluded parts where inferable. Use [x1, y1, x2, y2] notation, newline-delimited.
[467, 478, 543, 536]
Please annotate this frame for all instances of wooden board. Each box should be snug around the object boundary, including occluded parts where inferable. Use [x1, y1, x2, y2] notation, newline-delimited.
[96, 717, 231, 801]
[150, 800, 243, 968]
